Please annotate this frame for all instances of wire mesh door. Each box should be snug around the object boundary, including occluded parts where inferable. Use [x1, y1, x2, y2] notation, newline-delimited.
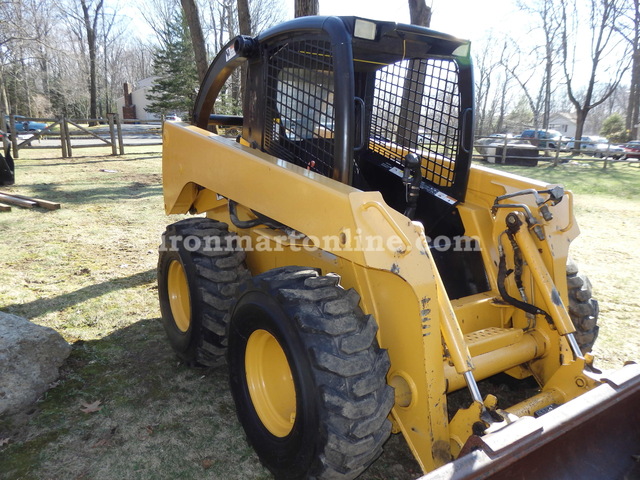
[368, 58, 462, 190]
[263, 39, 336, 178]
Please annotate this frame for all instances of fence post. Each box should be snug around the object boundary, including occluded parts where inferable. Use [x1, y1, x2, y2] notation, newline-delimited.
[107, 113, 117, 156]
[9, 114, 19, 159]
[0, 110, 8, 153]
[602, 143, 611, 170]
[64, 118, 73, 157]
[115, 113, 124, 155]
[501, 136, 508, 164]
[60, 117, 68, 158]
[552, 142, 560, 166]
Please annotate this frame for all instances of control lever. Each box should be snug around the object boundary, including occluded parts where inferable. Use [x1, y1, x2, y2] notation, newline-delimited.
[403, 153, 422, 219]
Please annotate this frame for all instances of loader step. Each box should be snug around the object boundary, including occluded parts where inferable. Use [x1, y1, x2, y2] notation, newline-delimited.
[464, 327, 523, 357]
[451, 292, 514, 334]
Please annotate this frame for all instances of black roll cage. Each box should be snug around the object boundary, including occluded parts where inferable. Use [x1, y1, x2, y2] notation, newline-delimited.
[191, 15, 474, 200]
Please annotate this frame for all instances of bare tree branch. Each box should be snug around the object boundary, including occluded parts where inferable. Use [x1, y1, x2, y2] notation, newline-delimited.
[560, 0, 631, 147]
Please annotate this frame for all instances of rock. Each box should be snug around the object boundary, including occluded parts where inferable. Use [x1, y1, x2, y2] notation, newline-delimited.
[0, 312, 71, 416]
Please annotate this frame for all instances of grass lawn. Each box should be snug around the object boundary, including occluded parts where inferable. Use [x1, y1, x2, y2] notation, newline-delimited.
[0, 149, 639, 479]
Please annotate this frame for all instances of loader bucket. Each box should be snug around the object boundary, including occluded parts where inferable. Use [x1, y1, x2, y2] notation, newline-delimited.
[421, 363, 640, 480]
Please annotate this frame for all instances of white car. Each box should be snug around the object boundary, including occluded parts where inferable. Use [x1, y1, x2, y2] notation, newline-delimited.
[566, 136, 624, 158]
[165, 114, 182, 122]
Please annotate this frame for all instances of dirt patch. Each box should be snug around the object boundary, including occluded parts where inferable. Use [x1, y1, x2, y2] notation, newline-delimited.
[571, 196, 640, 370]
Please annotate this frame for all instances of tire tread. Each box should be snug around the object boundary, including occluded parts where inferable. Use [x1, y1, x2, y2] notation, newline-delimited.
[566, 259, 599, 353]
[159, 218, 249, 367]
[246, 267, 393, 479]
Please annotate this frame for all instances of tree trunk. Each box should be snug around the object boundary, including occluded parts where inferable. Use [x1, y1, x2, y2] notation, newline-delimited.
[237, 0, 251, 35]
[573, 107, 587, 153]
[88, 30, 97, 123]
[396, 1, 431, 147]
[539, 0, 557, 130]
[20, 56, 33, 117]
[0, 69, 9, 114]
[496, 72, 509, 132]
[295, 0, 318, 17]
[408, 0, 432, 26]
[395, 65, 428, 146]
[236, 0, 252, 118]
[629, 53, 640, 139]
[626, 0, 640, 140]
[80, 0, 103, 126]
[542, 53, 552, 129]
[181, 0, 208, 83]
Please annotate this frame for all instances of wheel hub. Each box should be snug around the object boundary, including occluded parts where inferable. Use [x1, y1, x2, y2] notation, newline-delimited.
[167, 259, 191, 333]
[245, 329, 296, 437]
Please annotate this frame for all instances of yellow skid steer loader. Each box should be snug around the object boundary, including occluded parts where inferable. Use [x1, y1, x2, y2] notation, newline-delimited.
[158, 16, 640, 479]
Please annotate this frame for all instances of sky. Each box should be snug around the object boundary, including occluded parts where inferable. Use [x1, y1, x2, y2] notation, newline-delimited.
[122, 0, 525, 46]
[306, 0, 622, 88]
[311, 0, 523, 43]
[120, 0, 622, 90]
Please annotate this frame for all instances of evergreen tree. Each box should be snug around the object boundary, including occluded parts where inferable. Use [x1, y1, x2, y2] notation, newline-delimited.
[600, 113, 628, 143]
[146, 14, 199, 119]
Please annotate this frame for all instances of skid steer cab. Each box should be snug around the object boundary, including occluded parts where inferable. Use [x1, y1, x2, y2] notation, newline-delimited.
[158, 15, 640, 480]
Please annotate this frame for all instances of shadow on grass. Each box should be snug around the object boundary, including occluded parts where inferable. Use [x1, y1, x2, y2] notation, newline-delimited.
[2, 269, 156, 319]
[1, 316, 417, 480]
[24, 155, 162, 167]
[0, 316, 255, 480]
[59, 184, 163, 203]
[7, 182, 163, 205]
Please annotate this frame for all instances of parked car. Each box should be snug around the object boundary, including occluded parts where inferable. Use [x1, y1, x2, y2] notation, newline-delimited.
[488, 133, 516, 139]
[4, 115, 47, 132]
[475, 136, 539, 166]
[565, 136, 624, 159]
[621, 140, 640, 160]
[165, 114, 182, 122]
[520, 129, 564, 149]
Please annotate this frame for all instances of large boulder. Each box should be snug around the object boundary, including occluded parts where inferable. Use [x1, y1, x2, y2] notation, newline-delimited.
[0, 312, 71, 416]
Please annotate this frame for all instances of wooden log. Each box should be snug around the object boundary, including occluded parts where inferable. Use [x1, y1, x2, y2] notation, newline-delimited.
[0, 191, 60, 210]
[0, 202, 11, 212]
[0, 193, 36, 208]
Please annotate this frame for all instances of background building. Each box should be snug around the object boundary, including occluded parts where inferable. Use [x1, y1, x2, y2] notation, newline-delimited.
[115, 77, 160, 121]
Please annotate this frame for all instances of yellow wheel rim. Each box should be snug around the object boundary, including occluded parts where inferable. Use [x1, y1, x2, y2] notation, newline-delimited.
[245, 329, 296, 437]
[167, 259, 191, 333]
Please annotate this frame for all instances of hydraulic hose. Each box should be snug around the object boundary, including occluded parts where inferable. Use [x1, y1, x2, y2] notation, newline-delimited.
[497, 231, 554, 326]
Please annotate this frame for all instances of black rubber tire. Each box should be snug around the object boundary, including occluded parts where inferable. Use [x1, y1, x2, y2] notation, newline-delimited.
[566, 259, 599, 353]
[228, 266, 394, 480]
[157, 218, 250, 367]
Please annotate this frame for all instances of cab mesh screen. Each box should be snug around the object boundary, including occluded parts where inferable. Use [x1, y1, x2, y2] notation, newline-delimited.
[368, 58, 460, 188]
[263, 39, 336, 177]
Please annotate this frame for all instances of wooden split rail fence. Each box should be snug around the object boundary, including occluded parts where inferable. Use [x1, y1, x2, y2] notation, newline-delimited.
[1, 112, 162, 159]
